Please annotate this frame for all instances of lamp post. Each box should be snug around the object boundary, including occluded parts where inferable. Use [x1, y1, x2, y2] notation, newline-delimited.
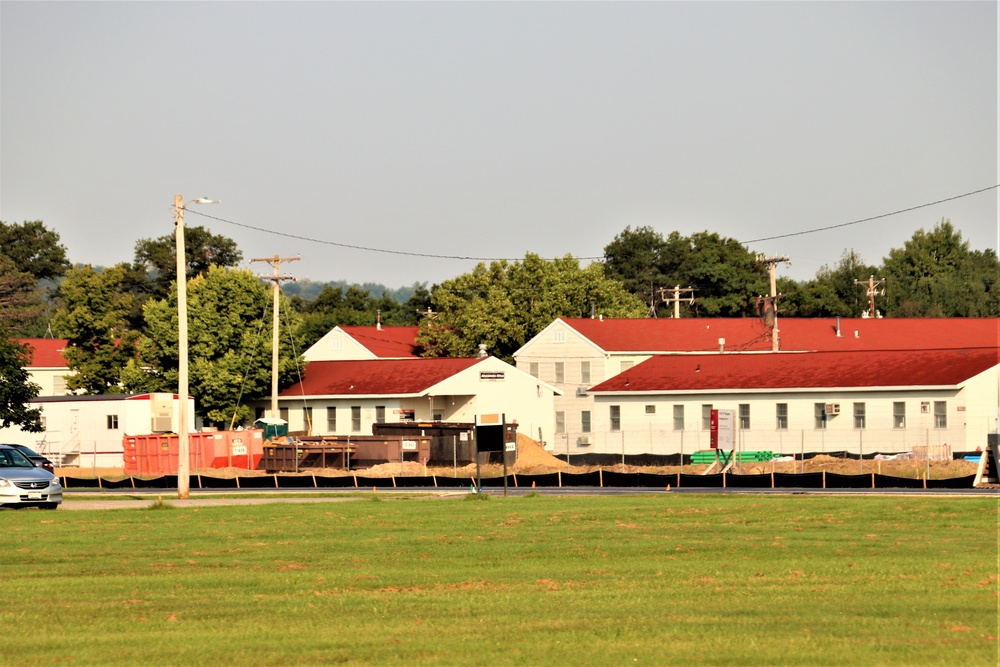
[173, 195, 219, 499]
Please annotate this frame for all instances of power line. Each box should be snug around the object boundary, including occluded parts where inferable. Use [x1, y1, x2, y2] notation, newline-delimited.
[740, 184, 999, 244]
[184, 184, 999, 263]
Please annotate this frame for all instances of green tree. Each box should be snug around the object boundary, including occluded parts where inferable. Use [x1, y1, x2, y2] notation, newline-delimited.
[133, 226, 243, 298]
[781, 250, 879, 317]
[51, 265, 138, 394]
[604, 228, 767, 317]
[123, 266, 303, 426]
[603, 226, 668, 301]
[419, 254, 646, 361]
[661, 231, 767, 317]
[0, 336, 43, 432]
[0, 220, 71, 281]
[881, 219, 1000, 317]
[0, 254, 44, 334]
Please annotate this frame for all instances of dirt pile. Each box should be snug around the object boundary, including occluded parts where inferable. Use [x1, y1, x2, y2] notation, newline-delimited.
[515, 433, 568, 472]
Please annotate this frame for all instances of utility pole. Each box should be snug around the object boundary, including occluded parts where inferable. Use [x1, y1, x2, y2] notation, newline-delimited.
[660, 285, 696, 319]
[252, 255, 299, 421]
[755, 254, 791, 352]
[854, 275, 886, 318]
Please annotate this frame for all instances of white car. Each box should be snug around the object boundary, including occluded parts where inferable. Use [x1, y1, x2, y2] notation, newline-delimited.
[0, 444, 62, 510]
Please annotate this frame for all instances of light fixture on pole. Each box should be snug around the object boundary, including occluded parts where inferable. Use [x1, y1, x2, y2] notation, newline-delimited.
[173, 195, 220, 500]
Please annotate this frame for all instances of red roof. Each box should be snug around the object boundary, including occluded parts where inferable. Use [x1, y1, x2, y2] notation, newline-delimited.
[589, 348, 999, 393]
[558, 318, 1000, 353]
[18, 338, 69, 368]
[339, 326, 421, 358]
[280, 358, 484, 396]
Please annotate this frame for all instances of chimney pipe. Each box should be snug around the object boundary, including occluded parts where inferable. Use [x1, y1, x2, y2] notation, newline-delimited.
[477, 343, 488, 359]
[718, 337, 725, 353]
[836, 316, 841, 337]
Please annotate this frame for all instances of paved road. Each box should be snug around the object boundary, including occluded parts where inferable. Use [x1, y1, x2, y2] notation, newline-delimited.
[46, 485, 998, 510]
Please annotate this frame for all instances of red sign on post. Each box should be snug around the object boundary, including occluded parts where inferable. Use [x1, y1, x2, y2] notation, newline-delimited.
[710, 409, 720, 449]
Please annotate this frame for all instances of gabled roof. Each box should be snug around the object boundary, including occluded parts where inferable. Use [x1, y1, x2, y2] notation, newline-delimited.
[279, 358, 485, 397]
[18, 339, 69, 368]
[338, 326, 421, 358]
[588, 348, 1000, 393]
[553, 318, 999, 354]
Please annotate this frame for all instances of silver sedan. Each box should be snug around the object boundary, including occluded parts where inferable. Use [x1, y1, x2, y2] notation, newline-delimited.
[0, 445, 62, 510]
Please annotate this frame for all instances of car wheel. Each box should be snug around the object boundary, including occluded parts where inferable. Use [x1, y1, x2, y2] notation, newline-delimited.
[40, 503, 59, 510]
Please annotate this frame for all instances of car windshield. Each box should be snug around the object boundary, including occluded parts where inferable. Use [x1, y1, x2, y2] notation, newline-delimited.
[0, 449, 35, 468]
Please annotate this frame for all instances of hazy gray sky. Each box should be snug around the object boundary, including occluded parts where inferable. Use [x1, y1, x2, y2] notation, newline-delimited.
[2, 1, 997, 289]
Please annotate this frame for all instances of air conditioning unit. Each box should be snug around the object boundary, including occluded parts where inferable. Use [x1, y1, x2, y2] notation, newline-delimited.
[578, 435, 592, 445]
[576, 387, 589, 397]
[824, 403, 841, 416]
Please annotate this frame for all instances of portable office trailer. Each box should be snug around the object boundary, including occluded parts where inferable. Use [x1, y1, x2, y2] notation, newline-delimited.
[0, 393, 195, 468]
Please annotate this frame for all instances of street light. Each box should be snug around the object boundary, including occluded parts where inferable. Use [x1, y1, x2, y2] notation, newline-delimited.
[173, 194, 220, 499]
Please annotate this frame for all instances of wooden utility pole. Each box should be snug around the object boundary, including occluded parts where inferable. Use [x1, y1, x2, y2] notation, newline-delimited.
[854, 275, 886, 318]
[252, 255, 299, 419]
[659, 285, 696, 319]
[755, 255, 790, 352]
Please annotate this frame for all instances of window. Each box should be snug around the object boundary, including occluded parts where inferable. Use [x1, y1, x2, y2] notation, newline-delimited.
[610, 405, 621, 432]
[553, 330, 566, 343]
[853, 402, 866, 429]
[619, 360, 634, 373]
[580, 361, 591, 384]
[554, 362, 564, 384]
[303, 407, 313, 432]
[107, 414, 119, 430]
[934, 401, 947, 428]
[351, 406, 362, 433]
[645, 405, 656, 415]
[739, 404, 750, 430]
[433, 411, 443, 421]
[581, 411, 592, 433]
[555, 411, 566, 434]
[814, 403, 827, 430]
[279, 407, 289, 423]
[326, 407, 337, 432]
[702, 404, 713, 430]
[53, 375, 68, 395]
[375, 406, 386, 423]
[893, 402, 906, 429]
[529, 362, 539, 378]
[776, 404, 788, 430]
[673, 405, 684, 431]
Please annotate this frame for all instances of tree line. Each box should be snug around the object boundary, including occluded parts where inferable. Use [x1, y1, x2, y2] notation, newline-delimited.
[1, 217, 996, 429]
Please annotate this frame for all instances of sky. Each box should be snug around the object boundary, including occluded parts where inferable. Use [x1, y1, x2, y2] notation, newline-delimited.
[1, 1, 997, 290]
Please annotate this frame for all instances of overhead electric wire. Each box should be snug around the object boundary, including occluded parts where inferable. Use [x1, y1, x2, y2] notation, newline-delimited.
[184, 184, 999, 263]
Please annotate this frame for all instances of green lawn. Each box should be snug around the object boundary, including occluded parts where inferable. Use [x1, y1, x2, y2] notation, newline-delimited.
[3, 494, 997, 666]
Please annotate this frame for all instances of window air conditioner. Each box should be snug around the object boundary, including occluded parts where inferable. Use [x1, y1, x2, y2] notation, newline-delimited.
[576, 387, 589, 397]
[578, 435, 592, 445]
[824, 403, 840, 416]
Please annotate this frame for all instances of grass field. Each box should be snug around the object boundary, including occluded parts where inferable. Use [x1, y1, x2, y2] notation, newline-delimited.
[3, 494, 997, 666]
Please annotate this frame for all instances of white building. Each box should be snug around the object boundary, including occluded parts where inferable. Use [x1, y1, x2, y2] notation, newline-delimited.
[302, 325, 421, 362]
[0, 393, 195, 468]
[587, 348, 998, 456]
[275, 355, 560, 446]
[514, 317, 1000, 455]
[20, 338, 72, 395]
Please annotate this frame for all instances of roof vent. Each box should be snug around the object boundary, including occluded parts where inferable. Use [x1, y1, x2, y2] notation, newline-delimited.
[477, 343, 488, 359]
[718, 337, 725, 353]
[836, 316, 841, 337]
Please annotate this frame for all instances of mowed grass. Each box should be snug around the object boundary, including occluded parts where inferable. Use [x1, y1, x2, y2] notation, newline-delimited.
[2, 495, 997, 666]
